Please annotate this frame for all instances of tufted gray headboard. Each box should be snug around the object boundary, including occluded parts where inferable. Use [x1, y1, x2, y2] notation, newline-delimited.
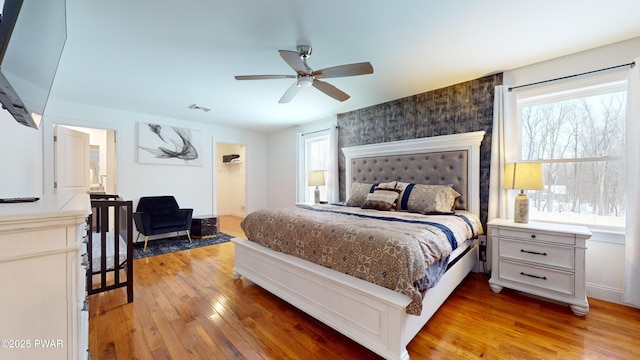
[342, 131, 485, 215]
[349, 150, 469, 210]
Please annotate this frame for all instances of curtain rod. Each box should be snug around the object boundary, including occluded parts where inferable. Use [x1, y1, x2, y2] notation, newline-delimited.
[508, 61, 635, 92]
[301, 126, 338, 136]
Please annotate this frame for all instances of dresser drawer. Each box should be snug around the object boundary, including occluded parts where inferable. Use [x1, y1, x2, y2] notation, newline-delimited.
[498, 228, 576, 246]
[499, 260, 574, 296]
[499, 238, 574, 270]
[203, 221, 217, 229]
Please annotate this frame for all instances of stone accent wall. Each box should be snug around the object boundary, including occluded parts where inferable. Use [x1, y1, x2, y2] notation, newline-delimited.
[337, 73, 503, 226]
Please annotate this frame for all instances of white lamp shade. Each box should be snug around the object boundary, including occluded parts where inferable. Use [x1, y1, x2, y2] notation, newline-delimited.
[308, 170, 326, 187]
[503, 162, 544, 190]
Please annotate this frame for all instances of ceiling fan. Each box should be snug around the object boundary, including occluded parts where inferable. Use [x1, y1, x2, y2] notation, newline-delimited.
[235, 45, 373, 103]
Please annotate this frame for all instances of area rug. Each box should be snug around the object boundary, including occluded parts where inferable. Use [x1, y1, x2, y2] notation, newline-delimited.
[133, 232, 233, 259]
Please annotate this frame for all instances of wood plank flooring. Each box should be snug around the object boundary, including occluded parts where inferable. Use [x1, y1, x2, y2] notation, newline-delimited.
[89, 215, 640, 359]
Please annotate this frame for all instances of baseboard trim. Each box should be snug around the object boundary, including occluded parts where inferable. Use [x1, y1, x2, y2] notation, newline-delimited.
[586, 282, 623, 305]
[217, 211, 246, 217]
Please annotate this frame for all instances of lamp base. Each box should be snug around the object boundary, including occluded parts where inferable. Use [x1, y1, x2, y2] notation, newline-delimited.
[514, 192, 529, 223]
[314, 186, 320, 204]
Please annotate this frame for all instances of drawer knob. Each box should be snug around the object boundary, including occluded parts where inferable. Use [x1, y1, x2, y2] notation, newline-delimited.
[520, 249, 547, 256]
[530, 234, 536, 239]
[520, 271, 547, 280]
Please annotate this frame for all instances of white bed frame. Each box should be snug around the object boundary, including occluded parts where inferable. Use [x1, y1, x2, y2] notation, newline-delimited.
[232, 131, 485, 360]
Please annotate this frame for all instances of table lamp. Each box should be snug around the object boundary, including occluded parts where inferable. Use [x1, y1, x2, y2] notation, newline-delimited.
[503, 162, 544, 223]
[308, 170, 325, 204]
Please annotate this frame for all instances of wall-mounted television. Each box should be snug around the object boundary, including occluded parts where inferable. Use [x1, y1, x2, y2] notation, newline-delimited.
[0, 0, 66, 129]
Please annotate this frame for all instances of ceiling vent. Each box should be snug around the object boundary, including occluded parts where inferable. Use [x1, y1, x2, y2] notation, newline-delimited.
[189, 104, 211, 112]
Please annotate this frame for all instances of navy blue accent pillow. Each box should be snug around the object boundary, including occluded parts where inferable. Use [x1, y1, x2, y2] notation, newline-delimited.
[400, 183, 415, 211]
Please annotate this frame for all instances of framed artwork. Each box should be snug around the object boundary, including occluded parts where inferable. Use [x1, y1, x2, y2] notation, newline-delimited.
[137, 122, 204, 166]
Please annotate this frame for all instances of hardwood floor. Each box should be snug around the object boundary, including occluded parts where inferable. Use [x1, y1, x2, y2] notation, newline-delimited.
[89, 215, 640, 359]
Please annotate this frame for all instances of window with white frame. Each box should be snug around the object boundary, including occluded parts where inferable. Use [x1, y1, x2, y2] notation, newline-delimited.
[514, 72, 628, 230]
[301, 131, 330, 203]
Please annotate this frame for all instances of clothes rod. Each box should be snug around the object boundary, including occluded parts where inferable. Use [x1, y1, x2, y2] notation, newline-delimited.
[508, 61, 635, 92]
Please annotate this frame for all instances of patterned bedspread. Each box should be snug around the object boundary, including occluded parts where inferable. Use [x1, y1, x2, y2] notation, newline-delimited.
[240, 204, 482, 315]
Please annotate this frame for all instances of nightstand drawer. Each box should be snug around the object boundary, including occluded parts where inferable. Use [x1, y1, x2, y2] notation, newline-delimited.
[499, 260, 574, 296]
[499, 228, 576, 246]
[499, 238, 574, 270]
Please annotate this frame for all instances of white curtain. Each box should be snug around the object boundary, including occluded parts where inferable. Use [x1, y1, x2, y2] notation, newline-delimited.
[488, 85, 510, 222]
[296, 126, 339, 204]
[327, 126, 339, 203]
[296, 132, 305, 203]
[623, 58, 640, 307]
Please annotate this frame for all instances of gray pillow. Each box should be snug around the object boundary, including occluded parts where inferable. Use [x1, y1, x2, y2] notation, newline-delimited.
[402, 184, 460, 214]
[361, 188, 401, 211]
[346, 181, 396, 207]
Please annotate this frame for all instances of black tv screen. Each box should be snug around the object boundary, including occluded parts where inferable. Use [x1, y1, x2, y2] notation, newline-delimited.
[0, 0, 66, 129]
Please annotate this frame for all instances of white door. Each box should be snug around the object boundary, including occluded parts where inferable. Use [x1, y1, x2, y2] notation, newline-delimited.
[54, 126, 90, 194]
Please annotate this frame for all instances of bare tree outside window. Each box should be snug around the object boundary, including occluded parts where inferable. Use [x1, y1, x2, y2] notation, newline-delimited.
[519, 89, 626, 227]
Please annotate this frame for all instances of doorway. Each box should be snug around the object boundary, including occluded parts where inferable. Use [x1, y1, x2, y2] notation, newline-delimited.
[215, 142, 246, 217]
[55, 125, 117, 195]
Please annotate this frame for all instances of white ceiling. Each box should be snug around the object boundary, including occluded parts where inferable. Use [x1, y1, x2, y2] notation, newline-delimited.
[51, 0, 640, 133]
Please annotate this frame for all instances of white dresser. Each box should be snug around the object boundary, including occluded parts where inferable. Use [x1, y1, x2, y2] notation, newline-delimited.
[487, 218, 592, 316]
[0, 194, 91, 359]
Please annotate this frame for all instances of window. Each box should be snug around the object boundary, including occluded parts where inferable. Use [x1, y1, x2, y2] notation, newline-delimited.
[301, 131, 330, 203]
[515, 72, 628, 229]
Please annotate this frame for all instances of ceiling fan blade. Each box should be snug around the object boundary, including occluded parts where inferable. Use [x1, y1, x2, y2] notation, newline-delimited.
[312, 62, 373, 79]
[278, 82, 301, 103]
[312, 79, 350, 102]
[235, 74, 296, 80]
[279, 50, 308, 74]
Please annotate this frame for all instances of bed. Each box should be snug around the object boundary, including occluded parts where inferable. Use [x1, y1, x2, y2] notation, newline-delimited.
[86, 195, 134, 302]
[232, 130, 485, 360]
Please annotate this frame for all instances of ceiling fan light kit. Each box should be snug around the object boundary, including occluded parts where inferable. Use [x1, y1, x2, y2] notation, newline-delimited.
[297, 75, 314, 87]
[235, 45, 373, 103]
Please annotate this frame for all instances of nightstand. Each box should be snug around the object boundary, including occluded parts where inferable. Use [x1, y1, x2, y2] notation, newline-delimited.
[190, 215, 219, 239]
[487, 219, 592, 315]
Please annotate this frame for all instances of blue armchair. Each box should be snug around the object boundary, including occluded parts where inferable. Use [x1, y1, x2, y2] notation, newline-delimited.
[133, 196, 193, 250]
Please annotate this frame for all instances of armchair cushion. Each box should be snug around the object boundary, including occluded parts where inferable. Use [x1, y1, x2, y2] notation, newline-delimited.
[133, 196, 193, 237]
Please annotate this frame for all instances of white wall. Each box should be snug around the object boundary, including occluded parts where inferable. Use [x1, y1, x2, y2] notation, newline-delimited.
[266, 115, 337, 208]
[503, 36, 640, 306]
[0, 111, 43, 197]
[503, 37, 640, 89]
[266, 127, 298, 208]
[0, 98, 267, 227]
